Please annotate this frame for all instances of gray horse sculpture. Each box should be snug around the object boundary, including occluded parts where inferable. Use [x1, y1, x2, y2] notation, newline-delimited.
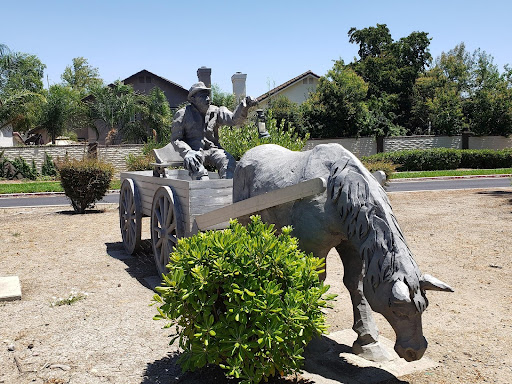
[233, 143, 453, 362]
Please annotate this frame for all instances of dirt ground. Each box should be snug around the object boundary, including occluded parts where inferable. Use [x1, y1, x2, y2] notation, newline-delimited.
[0, 187, 511, 384]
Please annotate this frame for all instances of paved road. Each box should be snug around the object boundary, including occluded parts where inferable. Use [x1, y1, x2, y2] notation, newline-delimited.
[0, 176, 510, 208]
[0, 192, 119, 208]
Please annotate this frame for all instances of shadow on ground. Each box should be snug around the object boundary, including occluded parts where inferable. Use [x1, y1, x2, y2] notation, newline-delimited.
[139, 336, 408, 384]
[476, 189, 512, 210]
[105, 240, 160, 290]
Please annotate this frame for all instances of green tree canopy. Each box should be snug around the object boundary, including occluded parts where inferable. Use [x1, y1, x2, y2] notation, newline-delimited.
[61, 57, 103, 97]
[348, 24, 432, 131]
[301, 60, 369, 138]
[0, 50, 46, 132]
[37, 84, 85, 143]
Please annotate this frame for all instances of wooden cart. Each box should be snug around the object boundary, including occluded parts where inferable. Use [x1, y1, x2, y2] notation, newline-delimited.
[119, 168, 326, 276]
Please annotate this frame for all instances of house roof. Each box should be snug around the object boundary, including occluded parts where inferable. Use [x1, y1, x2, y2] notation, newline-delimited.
[256, 70, 320, 102]
[122, 69, 188, 92]
[81, 69, 188, 102]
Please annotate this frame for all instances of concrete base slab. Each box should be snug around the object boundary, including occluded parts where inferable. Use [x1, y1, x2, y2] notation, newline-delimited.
[301, 329, 438, 384]
[0, 276, 22, 302]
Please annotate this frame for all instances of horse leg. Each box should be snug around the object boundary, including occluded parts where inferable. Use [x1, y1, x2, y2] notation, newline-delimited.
[336, 241, 392, 361]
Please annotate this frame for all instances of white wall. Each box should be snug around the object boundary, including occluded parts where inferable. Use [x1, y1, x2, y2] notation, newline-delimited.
[0, 125, 14, 147]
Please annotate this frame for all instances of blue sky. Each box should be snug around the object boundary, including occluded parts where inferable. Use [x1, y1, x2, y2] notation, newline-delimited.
[2, 0, 512, 98]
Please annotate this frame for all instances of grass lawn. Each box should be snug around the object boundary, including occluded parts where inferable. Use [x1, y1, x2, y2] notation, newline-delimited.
[390, 168, 512, 179]
[0, 179, 122, 194]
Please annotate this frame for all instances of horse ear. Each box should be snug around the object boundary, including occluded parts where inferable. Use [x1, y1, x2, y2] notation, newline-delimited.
[420, 274, 454, 292]
[392, 280, 411, 303]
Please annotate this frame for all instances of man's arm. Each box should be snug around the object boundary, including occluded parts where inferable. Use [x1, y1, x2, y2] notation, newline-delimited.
[216, 96, 258, 127]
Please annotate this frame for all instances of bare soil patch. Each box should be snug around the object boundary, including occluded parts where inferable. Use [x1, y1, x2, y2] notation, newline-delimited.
[1, 187, 511, 383]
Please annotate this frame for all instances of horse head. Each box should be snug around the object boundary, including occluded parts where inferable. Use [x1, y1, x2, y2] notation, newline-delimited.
[364, 273, 453, 361]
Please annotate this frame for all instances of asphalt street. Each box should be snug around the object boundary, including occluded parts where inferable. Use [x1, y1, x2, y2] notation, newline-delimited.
[0, 176, 510, 208]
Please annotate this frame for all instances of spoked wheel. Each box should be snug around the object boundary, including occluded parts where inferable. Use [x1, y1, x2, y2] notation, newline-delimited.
[151, 186, 183, 276]
[119, 178, 142, 254]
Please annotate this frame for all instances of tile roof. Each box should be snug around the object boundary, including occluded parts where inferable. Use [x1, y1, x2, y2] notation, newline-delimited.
[256, 70, 320, 102]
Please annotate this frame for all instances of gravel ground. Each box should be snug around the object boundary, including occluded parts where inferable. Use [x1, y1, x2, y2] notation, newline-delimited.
[0, 187, 511, 384]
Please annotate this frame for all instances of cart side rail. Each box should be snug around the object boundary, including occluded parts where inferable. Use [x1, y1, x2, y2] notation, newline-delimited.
[194, 177, 326, 231]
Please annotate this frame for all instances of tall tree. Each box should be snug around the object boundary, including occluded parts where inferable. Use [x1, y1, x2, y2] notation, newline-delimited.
[88, 81, 145, 143]
[61, 57, 103, 97]
[139, 87, 173, 143]
[37, 84, 85, 144]
[301, 60, 369, 138]
[348, 24, 432, 132]
[0, 51, 46, 132]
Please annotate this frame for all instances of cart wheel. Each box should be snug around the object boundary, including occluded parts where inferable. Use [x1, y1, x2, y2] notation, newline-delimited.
[151, 186, 183, 276]
[119, 178, 142, 254]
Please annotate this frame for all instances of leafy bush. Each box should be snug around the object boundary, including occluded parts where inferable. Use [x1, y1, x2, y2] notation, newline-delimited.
[365, 148, 462, 171]
[126, 152, 153, 171]
[460, 149, 512, 169]
[41, 153, 58, 177]
[361, 158, 397, 179]
[153, 216, 335, 384]
[366, 148, 512, 171]
[57, 158, 114, 213]
[10, 156, 39, 180]
[219, 110, 309, 161]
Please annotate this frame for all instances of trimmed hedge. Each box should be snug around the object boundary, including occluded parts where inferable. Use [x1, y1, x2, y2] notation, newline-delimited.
[58, 158, 114, 213]
[364, 148, 512, 171]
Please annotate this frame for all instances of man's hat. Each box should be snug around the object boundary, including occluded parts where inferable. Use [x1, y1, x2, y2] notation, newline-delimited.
[188, 82, 211, 98]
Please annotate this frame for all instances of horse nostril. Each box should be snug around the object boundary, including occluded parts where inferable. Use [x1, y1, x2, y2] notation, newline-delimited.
[406, 349, 417, 361]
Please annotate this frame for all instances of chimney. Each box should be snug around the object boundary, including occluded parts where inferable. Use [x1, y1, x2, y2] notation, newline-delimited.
[231, 72, 247, 103]
[197, 66, 211, 87]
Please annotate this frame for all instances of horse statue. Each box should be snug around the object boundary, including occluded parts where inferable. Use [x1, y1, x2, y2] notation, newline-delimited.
[233, 143, 453, 362]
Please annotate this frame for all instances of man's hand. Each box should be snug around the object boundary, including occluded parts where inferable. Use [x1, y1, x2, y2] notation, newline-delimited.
[242, 96, 258, 108]
[183, 150, 203, 173]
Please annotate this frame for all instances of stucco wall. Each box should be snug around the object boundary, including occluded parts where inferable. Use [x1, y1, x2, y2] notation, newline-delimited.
[0, 144, 144, 176]
[469, 136, 512, 150]
[305, 135, 512, 156]
[304, 138, 377, 157]
[384, 136, 462, 152]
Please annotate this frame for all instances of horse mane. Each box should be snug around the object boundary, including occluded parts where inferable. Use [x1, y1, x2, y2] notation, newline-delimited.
[327, 156, 428, 313]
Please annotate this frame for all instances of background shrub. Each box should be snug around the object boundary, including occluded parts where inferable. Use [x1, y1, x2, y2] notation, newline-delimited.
[361, 158, 397, 179]
[41, 153, 58, 177]
[365, 148, 512, 171]
[153, 216, 335, 384]
[460, 149, 512, 169]
[219, 110, 309, 161]
[57, 158, 113, 213]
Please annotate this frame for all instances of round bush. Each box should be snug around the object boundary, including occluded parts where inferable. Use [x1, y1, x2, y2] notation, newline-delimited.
[153, 216, 335, 384]
[58, 158, 114, 213]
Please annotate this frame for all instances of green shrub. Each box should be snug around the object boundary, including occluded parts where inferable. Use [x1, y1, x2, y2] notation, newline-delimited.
[460, 149, 512, 169]
[126, 152, 153, 171]
[153, 216, 335, 384]
[361, 158, 397, 179]
[219, 110, 309, 161]
[41, 153, 58, 177]
[10, 156, 39, 180]
[365, 148, 462, 171]
[57, 158, 114, 213]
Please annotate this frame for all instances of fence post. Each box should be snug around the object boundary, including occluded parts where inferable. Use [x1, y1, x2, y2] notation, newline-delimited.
[461, 129, 472, 150]
[376, 135, 384, 153]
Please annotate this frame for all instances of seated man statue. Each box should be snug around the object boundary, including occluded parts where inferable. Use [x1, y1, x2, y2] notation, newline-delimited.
[171, 82, 257, 180]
